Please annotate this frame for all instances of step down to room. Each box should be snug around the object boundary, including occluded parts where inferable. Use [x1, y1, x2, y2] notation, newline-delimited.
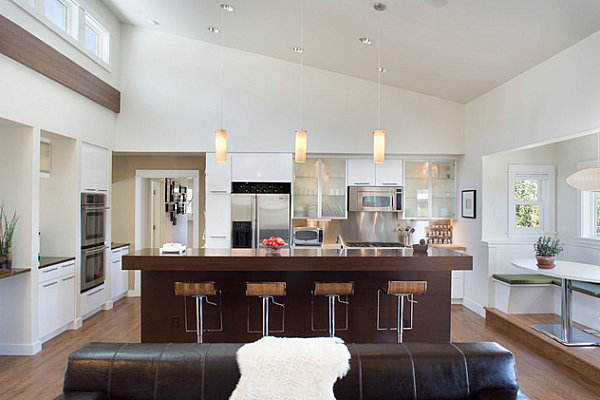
[485, 307, 600, 396]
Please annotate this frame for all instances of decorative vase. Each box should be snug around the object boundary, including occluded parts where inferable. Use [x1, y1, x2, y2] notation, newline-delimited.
[412, 244, 428, 253]
[0, 244, 12, 269]
[536, 255, 556, 269]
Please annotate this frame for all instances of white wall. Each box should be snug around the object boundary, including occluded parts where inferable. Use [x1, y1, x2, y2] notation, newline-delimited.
[115, 25, 465, 155]
[39, 131, 78, 257]
[456, 29, 600, 312]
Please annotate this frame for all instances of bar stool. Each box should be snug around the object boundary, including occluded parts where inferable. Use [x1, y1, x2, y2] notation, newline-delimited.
[312, 281, 354, 337]
[246, 282, 286, 336]
[377, 281, 427, 343]
[174, 281, 222, 343]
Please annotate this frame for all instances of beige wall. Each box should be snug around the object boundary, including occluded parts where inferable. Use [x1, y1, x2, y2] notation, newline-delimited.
[111, 155, 206, 251]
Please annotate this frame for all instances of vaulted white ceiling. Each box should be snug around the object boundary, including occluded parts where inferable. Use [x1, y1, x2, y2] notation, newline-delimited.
[103, 0, 600, 103]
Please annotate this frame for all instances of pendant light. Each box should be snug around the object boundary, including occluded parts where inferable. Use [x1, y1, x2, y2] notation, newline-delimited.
[294, 2, 307, 163]
[566, 132, 600, 191]
[215, 4, 233, 163]
[373, 3, 386, 164]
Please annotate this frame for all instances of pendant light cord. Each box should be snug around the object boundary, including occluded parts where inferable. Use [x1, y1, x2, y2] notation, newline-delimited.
[300, 1, 304, 129]
[220, 7, 224, 130]
[377, 8, 381, 129]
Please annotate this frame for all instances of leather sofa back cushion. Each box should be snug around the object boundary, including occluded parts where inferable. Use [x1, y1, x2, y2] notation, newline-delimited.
[62, 342, 521, 400]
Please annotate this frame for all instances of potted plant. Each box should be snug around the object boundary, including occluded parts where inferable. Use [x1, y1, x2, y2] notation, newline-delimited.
[412, 238, 428, 253]
[0, 203, 18, 269]
[534, 236, 563, 269]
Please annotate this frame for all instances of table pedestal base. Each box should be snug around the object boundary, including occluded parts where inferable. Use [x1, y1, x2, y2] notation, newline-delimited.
[532, 324, 600, 347]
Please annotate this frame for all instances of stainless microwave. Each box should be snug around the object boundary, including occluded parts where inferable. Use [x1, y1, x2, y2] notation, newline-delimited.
[292, 227, 324, 246]
[348, 186, 403, 212]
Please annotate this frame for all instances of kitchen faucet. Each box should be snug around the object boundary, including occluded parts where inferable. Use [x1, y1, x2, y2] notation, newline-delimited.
[336, 235, 345, 249]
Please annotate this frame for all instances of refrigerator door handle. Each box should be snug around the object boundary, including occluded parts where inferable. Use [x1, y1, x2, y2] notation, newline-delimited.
[252, 195, 258, 249]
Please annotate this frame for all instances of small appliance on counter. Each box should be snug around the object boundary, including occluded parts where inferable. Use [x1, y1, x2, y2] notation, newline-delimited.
[292, 227, 324, 247]
[160, 243, 186, 254]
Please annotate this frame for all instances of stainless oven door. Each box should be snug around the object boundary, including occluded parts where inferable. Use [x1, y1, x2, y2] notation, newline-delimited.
[357, 190, 394, 212]
[81, 206, 107, 247]
[81, 245, 107, 292]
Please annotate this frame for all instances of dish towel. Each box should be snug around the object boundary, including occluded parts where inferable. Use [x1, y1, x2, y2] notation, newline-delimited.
[229, 336, 351, 400]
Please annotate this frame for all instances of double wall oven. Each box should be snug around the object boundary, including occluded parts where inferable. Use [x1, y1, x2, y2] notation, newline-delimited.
[81, 193, 108, 292]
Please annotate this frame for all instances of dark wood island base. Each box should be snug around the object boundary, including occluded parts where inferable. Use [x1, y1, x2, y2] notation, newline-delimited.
[124, 248, 472, 343]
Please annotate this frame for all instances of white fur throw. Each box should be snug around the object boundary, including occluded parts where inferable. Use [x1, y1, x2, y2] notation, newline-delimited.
[229, 336, 351, 400]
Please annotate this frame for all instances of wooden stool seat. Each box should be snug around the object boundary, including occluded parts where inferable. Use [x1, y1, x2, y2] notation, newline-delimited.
[387, 281, 427, 296]
[174, 281, 217, 297]
[314, 281, 354, 296]
[246, 282, 286, 297]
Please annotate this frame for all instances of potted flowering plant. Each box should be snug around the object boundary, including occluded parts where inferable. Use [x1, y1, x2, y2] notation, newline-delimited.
[0, 203, 18, 269]
[412, 238, 428, 253]
[534, 236, 563, 269]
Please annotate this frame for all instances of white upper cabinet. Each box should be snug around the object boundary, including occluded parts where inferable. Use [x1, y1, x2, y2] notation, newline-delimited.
[206, 152, 232, 194]
[81, 143, 108, 192]
[231, 153, 293, 182]
[346, 159, 376, 186]
[375, 160, 404, 186]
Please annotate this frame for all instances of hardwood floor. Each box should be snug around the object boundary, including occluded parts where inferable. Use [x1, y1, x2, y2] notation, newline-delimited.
[0, 299, 596, 399]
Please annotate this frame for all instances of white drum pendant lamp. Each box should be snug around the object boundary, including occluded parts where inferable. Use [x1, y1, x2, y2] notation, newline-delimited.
[215, 129, 227, 163]
[567, 133, 600, 192]
[295, 129, 307, 163]
[373, 3, 386, 164]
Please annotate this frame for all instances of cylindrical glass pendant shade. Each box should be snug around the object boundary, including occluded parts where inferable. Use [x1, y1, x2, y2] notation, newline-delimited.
[295, 129, 307, 163]
[373, 129, 385, 164]
[566, 167, 600, 192]
[215, 129, 227, 163]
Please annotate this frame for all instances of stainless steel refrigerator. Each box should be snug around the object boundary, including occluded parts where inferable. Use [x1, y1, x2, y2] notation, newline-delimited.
[231, 182, 291, 249]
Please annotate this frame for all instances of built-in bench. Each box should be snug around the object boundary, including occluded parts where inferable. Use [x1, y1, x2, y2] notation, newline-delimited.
[492, 273, 600, 314]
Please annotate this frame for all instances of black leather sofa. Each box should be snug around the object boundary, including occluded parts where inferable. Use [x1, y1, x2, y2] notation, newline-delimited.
[54, 342, 530, 400]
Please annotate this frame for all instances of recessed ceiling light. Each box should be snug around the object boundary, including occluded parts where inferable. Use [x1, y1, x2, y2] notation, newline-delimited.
[292, 47, 303, 53]
[208, 26, 220, 33]
[379, 67, 387, 73]
[220, 4, 235, 12]
[359, 37, 373, 45]
[148, 19, 160, 26]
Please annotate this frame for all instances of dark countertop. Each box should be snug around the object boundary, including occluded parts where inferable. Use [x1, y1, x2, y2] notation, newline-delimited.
[123, 247, 472, 272]
[39, 256, 75, 269]
[111, 242, 130, 250]
[0, 268, 31, 280]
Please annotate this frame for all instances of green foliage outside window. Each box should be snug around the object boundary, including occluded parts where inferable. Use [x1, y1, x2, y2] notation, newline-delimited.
[514, 179, 540, 228]
[514, 179, 539, 201]
[515, 205, 540, 228]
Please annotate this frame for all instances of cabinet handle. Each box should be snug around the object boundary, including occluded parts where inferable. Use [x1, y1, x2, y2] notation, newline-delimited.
[62, 276, 75, 281]
[354, 182, 371, 185]
[42, 267, 58, 273]
[381, 182, 398, 186]
[87, 288, 103, 296]
[210, 190, 228, 194]
[84, 188, 96, 191]
[42, 281, 58, 287]
[97, 189, 108, 192]
[209, 235, 227, 239]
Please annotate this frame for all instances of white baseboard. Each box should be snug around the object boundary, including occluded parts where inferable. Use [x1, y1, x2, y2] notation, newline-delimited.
[451, 298, 463, 305]
[0, 341, 42, 356]
[103, 300, 113, 310]
[462, 297, 486, 317]
[71, 317, 83, 330]
[127, 289, 140, 297]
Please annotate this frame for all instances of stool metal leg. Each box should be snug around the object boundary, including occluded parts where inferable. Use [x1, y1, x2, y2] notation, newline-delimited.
[262, 296, 270, 336]
[328, 295, 336, 337]
[195, 296, 204, 343]
[397, 295, 405, 343]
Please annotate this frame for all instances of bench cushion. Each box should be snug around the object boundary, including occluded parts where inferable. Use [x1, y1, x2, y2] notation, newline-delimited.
[492, 274, 556, 285]
[494, 274, 600, 298]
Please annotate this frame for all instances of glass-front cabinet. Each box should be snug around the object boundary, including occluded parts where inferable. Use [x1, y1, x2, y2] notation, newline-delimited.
[293, 158, 347, 219]
[404, 160, 456, 219]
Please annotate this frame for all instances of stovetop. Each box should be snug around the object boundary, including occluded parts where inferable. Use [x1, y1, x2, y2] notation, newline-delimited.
[345, 241, 405, 248]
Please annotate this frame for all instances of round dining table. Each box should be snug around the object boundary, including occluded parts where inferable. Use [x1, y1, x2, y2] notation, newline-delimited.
[512, 258, 600, 347]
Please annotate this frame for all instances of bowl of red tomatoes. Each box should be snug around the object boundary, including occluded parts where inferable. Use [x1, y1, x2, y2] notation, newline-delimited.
[261, 237, 285, 254]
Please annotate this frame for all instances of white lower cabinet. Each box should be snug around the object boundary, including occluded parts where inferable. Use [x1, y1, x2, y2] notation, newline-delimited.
[205, 194, 231, 248]
[38, 260, 75, 342]
[110, 246, 129, 301]
[80, 284, 106, 317]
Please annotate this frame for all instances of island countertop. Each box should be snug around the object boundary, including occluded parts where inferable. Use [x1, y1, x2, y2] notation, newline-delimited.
[123, 247, 472, 272]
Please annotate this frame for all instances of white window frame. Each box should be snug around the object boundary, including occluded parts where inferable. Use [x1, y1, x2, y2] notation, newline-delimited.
[507, 164, 556, 238]
[84, 11, 110, 63]
[10, 0, 112, 71]
[577, 160, 600, 244]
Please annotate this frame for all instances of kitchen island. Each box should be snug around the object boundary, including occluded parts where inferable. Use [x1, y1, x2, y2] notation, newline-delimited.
[123, 247, 472, 343]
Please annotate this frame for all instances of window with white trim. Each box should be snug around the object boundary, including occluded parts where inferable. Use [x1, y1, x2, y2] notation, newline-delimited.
[11, 0, 111, 68]
[578, 160, 600, 241]
[508, 165, 556, 237]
